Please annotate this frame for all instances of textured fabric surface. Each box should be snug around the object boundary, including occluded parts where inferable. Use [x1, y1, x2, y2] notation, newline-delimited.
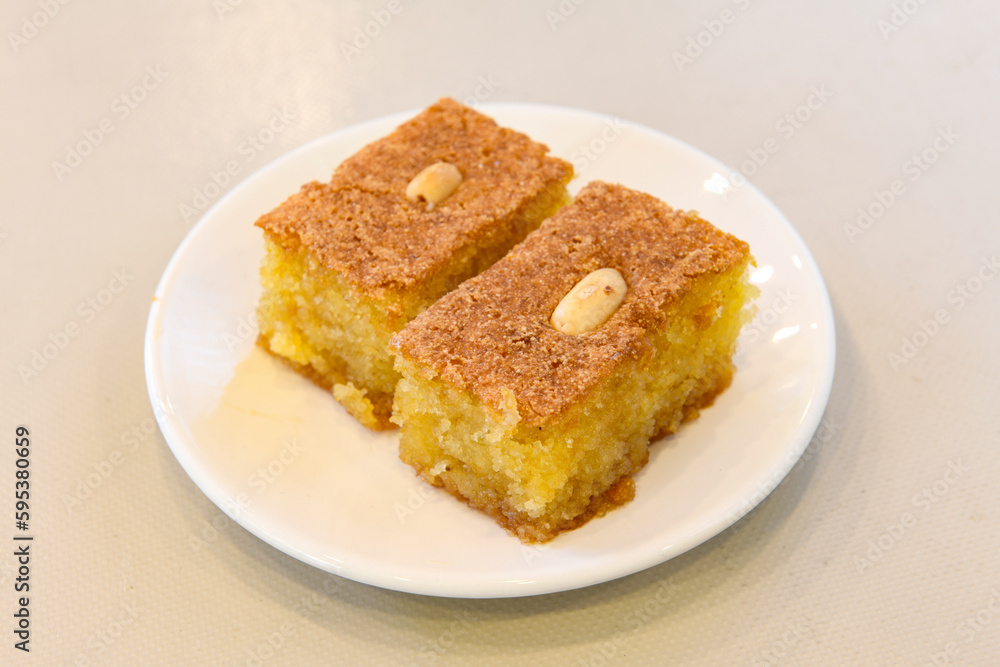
[2, 1, 998, 665]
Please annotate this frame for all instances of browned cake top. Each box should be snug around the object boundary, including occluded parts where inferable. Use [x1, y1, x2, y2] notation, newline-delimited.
[389, 181, 752, 423]
[255, 98, 572, 295]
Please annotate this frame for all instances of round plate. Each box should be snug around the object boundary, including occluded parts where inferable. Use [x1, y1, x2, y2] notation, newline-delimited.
[144, 103, 835, 598]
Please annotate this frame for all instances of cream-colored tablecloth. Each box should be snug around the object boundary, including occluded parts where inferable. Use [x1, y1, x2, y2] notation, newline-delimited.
[3, 1, 998, 664]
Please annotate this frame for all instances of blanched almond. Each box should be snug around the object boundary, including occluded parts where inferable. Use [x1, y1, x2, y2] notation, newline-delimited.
[406, 162, 462, 210]
[550, 268, 627, 335]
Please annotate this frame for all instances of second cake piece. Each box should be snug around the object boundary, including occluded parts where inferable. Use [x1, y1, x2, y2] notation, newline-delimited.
[255, 98, 573, 429]
[389, 181, 758, 542]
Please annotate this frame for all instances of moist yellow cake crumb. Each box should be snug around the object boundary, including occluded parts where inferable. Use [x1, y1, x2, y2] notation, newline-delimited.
[254, 98, 573, 429]
[389, 181, 758, 542]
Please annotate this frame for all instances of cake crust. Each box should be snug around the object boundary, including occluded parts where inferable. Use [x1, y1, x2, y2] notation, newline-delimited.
[389, 181, 752, 424]
[255, 98, 573, 297]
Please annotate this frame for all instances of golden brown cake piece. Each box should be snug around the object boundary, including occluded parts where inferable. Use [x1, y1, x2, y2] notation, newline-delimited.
[255, 98, 573, 429]
[389, 181, 758, 542]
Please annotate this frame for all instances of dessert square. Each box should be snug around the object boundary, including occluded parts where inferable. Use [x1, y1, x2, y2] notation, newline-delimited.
[388, 181, 758, 542]
[254, 98, 573, 429]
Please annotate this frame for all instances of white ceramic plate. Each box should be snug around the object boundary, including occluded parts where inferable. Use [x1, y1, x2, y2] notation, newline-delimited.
[145, 103, 835, 598]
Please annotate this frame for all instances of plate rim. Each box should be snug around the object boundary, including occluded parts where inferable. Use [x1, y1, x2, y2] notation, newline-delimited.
[144, 101, 837, 598]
